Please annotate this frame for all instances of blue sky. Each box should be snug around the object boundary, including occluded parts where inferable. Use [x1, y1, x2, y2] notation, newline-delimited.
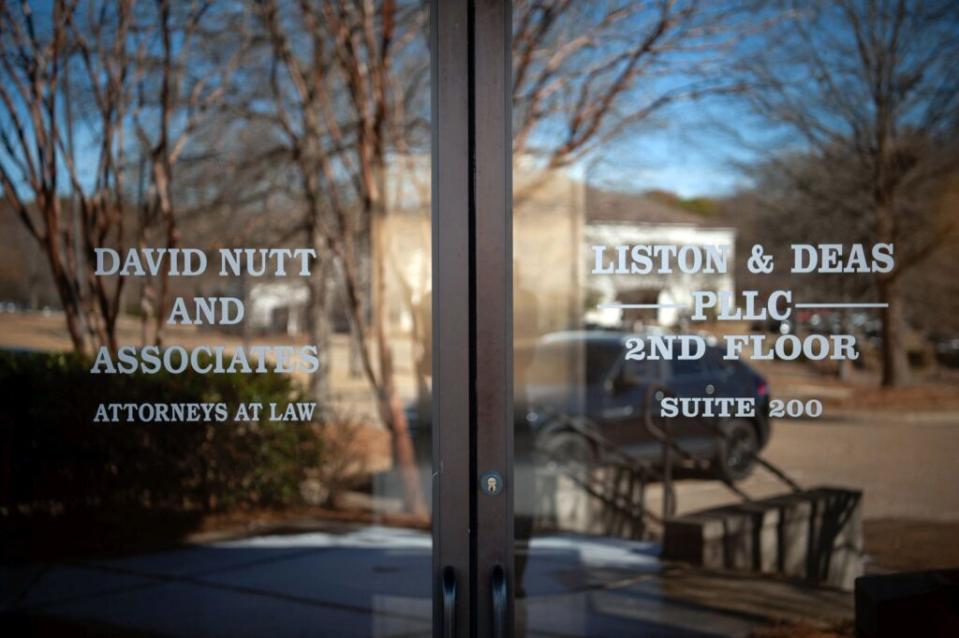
[570, 98, 763, 198]
[3, 1, 767, 204]
[573, 131, 749, 198]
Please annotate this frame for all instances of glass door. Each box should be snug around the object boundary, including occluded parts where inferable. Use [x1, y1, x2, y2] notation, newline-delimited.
[511, 1, 959, 636]
[0, 2, 436, 636]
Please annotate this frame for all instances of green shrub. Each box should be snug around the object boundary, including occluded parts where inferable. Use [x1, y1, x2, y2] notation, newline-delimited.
[0, 350, 324, 517]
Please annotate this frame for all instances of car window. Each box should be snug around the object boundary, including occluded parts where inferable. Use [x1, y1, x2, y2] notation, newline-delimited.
[585, 343, 621, 384]
[623, 358, 656, 384]
[671, 357, 707, 378]
[703, 347, 733, 373]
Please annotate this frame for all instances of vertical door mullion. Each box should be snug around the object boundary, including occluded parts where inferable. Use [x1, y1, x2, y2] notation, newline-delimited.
[473, 0, 514, 635]
[433, 0, 513, 635]
[432, 0, 473, 634]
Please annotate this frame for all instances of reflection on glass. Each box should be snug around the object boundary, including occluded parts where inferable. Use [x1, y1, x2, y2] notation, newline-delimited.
[0, 2, 431, 636]
[512, 0, 959, 635]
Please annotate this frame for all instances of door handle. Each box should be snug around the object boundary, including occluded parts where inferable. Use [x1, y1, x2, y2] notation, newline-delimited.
[491, 563, 507, 638]
[442, 566, 457, 638]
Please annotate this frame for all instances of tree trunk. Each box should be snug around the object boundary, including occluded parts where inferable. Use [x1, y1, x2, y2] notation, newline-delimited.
[874, 162, 909, 386]
[338, 261, 426, 517]
[411, 299, 431, 428]
[43, 223, 88, 354]
[60, 291, 88, 354]
[878, 275, 910, 387]
[387, 388, 425, 516]
[370, 208, 427, 517]
[837, 309, 851, 381]
[349, 221, 371, 379]
[152, 162, 176, 347]
[305, 253, 332, 401]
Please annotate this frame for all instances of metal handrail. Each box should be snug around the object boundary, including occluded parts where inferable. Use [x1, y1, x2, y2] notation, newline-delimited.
[529, 384, 803, 533]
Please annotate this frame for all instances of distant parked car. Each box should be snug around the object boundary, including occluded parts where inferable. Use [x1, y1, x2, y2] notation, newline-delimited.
[752, 317, 792, 336]
[934, 336, 959, 368]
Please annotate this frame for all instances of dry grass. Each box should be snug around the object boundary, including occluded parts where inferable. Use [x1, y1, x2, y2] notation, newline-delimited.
[864, 519, 959, 572]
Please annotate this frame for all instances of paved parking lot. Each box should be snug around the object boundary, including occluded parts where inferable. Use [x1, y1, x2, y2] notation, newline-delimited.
[661, 409, 959, 522]
[6, 526, 819, 638]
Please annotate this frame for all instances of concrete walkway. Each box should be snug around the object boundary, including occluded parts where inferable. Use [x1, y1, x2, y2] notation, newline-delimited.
[1, 526, 851, 637]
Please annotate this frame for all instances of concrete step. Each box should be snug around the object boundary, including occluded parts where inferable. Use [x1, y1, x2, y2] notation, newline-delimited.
[663, 486, 864, 591]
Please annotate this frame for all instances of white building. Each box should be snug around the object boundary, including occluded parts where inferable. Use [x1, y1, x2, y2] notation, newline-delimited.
[584, 189, 736, 328]
[248, 281, 309, 335]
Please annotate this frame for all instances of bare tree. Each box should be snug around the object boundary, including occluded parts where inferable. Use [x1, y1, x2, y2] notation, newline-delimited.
[735, 0, 959, 386]
[253, 0, 429, 515]
[131, 0, 244, 346]
[511, 0, 749, 199]
[0, 1, 241, 353]
[240, 0, 751, 514]
[0, 0, 135, 353]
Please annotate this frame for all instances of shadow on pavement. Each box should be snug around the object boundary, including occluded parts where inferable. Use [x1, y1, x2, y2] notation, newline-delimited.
[1, 525, 851, 638]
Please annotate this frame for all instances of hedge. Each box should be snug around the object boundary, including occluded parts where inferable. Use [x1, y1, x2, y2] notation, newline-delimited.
[0, 350, 324, 517]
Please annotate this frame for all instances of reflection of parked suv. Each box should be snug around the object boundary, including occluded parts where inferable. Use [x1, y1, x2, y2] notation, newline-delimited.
[406, 331, 772, 482]
[521, 331, 771, 481]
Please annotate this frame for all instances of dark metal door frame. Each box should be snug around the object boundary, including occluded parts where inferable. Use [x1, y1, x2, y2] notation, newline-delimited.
[432, 0, 513, 635]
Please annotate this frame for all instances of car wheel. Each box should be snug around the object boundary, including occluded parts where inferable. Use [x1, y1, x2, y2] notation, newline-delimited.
[714, 418, 758, 482]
